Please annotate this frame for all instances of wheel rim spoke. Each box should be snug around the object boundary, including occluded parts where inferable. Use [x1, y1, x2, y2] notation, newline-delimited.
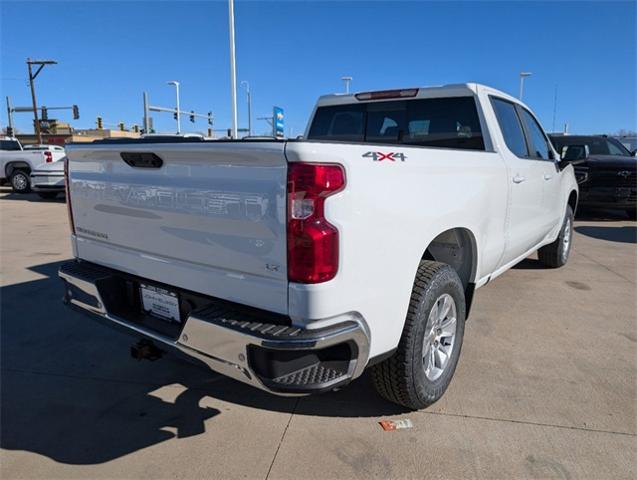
[438, 295, 451, 322]
[423, 293, 458, 381]
[439, 316, 457, 337]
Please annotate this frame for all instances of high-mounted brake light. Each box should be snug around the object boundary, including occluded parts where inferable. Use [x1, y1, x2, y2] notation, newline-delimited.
[355, 88, 419, 101]
[64, 157, 75, 235]
[287, 163, 345, 284]
[44, 151, 53, 163]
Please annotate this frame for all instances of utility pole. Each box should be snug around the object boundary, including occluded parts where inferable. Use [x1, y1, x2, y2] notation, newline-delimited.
[241, 81, 252, 136]
[27, 58, 57, 144]
[167, 81, 181, 134]
[6, 96, 14, 135]
[341, 76, 353, 94]
[228, 0, 238, 138]
[519, 71, 532, 101]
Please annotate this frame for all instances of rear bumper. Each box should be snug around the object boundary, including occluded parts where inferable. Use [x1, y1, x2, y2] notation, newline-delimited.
[30, 172, 65, 191]
[59, 260, 370, 395]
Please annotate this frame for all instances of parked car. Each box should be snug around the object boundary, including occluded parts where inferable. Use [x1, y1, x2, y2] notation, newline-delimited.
[0, 137, 64, 193]
[549, 135, 636, 219]
[30, 160, 65, 199]
[59, 84, 578, 409]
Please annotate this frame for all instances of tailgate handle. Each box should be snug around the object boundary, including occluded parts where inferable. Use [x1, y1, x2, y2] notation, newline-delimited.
[120, 152, 163, 169]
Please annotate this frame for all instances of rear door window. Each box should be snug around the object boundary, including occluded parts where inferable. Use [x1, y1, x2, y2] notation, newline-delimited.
[491, 98, 528, 157]
[307, 97, 485, 150]
[519, 108, 551, 160]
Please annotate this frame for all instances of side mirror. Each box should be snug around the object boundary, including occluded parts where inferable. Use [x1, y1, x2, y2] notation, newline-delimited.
[559, 144, 589, 169]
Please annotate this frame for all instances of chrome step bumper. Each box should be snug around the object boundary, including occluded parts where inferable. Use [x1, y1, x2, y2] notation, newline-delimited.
[59, 260, 370, 395]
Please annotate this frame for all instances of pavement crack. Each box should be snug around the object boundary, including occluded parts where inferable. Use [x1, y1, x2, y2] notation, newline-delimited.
[265, 397, 299, 480]
[573, 248, 635, 284]
[419, 410, 636, 437]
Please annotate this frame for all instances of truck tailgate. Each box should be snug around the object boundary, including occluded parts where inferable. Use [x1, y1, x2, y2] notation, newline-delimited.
[66, 141, 288, 314]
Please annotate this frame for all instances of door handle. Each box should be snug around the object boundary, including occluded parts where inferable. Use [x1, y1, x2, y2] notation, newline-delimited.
[543, 174, 553, 180]
[512, 174, 526, 184]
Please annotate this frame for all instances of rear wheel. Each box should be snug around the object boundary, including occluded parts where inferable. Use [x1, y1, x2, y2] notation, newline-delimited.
[371, 261, 465, 410]
[37, 192, 59, 199]
[538, 205, 574, 268]
[10, 170, 31, 193]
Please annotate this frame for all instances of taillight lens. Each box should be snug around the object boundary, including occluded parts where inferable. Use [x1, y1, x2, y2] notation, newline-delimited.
[287, 163, 345, 284]
[44, 151, 53, 163]
[64, 158, 75, 234]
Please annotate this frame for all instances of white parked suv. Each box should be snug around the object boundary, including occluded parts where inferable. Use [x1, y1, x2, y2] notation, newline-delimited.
[59, 84, 578, 409]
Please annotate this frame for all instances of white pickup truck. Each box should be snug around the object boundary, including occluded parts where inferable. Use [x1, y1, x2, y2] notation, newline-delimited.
[59, 84, 578, 409]
[0, 138, 65, 193]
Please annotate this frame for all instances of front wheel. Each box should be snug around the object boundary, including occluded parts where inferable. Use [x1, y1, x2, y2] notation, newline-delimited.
[538, 205, 574, 268]
[10, 170, 31, 193]
[371, 261, 465, 410]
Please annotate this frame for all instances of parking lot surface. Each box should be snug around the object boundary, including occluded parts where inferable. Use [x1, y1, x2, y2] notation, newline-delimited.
[1, 188, 635, 479]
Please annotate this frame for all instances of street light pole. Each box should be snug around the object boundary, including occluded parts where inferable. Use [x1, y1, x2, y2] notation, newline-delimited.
[167, 81, 181, 134]
[241, 81, 252, 136]
[27, 58, 57, 144]
[519, 72, 532, 101]
[228, 0, 238, 139]
[341, 76, 353, 94]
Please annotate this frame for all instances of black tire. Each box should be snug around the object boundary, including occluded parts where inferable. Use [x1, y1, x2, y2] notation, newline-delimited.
[371, 261, 466, 410]
[10, 170, 31, 193]
[625, 209, 636, 221]
[37, 192, 59, 200]
[538, 205, 574, 268]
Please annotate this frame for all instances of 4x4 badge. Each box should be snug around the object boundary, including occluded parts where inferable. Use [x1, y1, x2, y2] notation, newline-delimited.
[362, 151, 406, 162]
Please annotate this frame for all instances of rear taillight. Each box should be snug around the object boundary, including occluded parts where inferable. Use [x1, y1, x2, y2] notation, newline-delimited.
[44, 151, 53, 163]
[287, 163, 345, 284]
[64, 158, 75, 234]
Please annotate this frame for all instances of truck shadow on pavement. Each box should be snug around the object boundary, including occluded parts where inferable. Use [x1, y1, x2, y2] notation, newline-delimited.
[0, 260, 406, 465]
[574, 225, 637, 244]
[0, 187, 65, 203]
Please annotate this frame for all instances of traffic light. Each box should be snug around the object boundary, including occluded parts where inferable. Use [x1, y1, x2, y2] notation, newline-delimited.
[6, 126, 13, 137]
[132, 124, 139, 133]
[173, 112, 178, 120]
[72, 105, 79, 120]
[96, 116, 103, 129]
[41, 106, 48, 120]
[189, 110, 195, 123]
[118, 122, 125, 131]
[207, 112, 213, 126]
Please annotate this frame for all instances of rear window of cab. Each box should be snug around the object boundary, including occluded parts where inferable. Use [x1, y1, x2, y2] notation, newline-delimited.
[307, 97, 485, 151]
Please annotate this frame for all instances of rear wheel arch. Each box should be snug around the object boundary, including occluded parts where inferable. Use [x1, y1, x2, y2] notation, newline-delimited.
[420, 227, 478, 317]
[567, 190, 578, 216]
[5, 161, 31, 178]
